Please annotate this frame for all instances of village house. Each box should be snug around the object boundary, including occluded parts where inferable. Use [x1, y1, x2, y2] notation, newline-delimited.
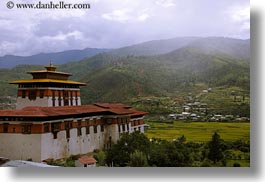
[75, 156, 97, 167]
[183, 102, 208, 114]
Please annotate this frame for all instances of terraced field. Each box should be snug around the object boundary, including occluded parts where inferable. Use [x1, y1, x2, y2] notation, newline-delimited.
[145, 121, 250, 142]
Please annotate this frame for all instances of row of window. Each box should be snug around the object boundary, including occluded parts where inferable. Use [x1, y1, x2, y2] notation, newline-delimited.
[22, 90, 44, 100]
[21, 89, 79, 101]
[47, 121, 102, 132]
[0, 117, 132, 123]
[49, 119, 99, 131]
[52, 90, 78, 106]
[2, 123, 32, 134]
[105, 117, 130, 125]
[51, 96, 78, 106]
[19, 84, 79, 88]
[118, 124, 130, 133]
[1, 121, 104, 136]
[116, 117, 130, 124]
[53, 125, 104, 139]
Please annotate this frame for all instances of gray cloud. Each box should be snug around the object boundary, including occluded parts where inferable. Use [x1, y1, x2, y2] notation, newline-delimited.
[0, 0, 249, 56]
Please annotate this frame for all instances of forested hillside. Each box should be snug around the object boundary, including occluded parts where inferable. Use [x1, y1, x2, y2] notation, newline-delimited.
[0, 37, 250, 107]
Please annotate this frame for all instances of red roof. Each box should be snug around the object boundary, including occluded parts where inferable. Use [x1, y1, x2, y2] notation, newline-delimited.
[107, 108, 147, 116]
[94, 103, 147, 116]
[78, 157, 97, 164]
[129, 110, 148, 117]
[0, 104, 147, 118]
[0, 109, 47, 117]
[0, 105, 106, 117]
[94, 103, 131, 109]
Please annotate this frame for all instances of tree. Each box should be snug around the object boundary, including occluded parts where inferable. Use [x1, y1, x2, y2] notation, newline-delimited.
[106, 131, 150, 167]
[149, 140, 193, 167]
[208, 132, 224, 164]
[128, 150, 149, 167]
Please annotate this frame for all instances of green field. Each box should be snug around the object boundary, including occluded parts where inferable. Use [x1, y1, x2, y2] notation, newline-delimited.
[145, 121, 250, 142]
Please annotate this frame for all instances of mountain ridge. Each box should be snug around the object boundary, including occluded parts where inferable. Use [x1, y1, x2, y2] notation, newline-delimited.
[0, 37, 250, 106]
[0, 36, 250, 68]
[0, 48, 111, 68]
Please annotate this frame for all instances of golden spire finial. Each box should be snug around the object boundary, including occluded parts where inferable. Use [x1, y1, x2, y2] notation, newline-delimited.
[50, 60, 53, 67]
[45, 60, 56, 71]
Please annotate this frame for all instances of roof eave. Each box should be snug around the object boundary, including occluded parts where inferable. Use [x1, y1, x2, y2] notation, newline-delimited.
[27, 71, 72, 76]
[9, 80, 86, 86]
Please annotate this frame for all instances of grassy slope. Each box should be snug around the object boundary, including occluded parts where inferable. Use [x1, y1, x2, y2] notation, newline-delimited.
[198, 86, 250, 116]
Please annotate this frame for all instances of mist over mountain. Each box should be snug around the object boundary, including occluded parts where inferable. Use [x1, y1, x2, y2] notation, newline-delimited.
[110, 37, 200, 56]
[185, 37, 250, 60]
[110, 37, 250, 59]
[0, 37, 250, 104]
[60, 37, 250, 103]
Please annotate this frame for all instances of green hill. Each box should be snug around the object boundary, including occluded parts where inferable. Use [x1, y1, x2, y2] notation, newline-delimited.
[72, 46, 249, 103]
[0, 37, 250, 107]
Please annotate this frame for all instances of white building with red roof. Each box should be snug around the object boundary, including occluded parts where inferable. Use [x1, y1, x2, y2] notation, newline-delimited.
[75, 156, 97, 167]
[0, 63, 147, 162]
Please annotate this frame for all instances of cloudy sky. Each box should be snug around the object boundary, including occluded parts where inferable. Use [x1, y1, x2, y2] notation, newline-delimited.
[0, 0, 249, 56]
